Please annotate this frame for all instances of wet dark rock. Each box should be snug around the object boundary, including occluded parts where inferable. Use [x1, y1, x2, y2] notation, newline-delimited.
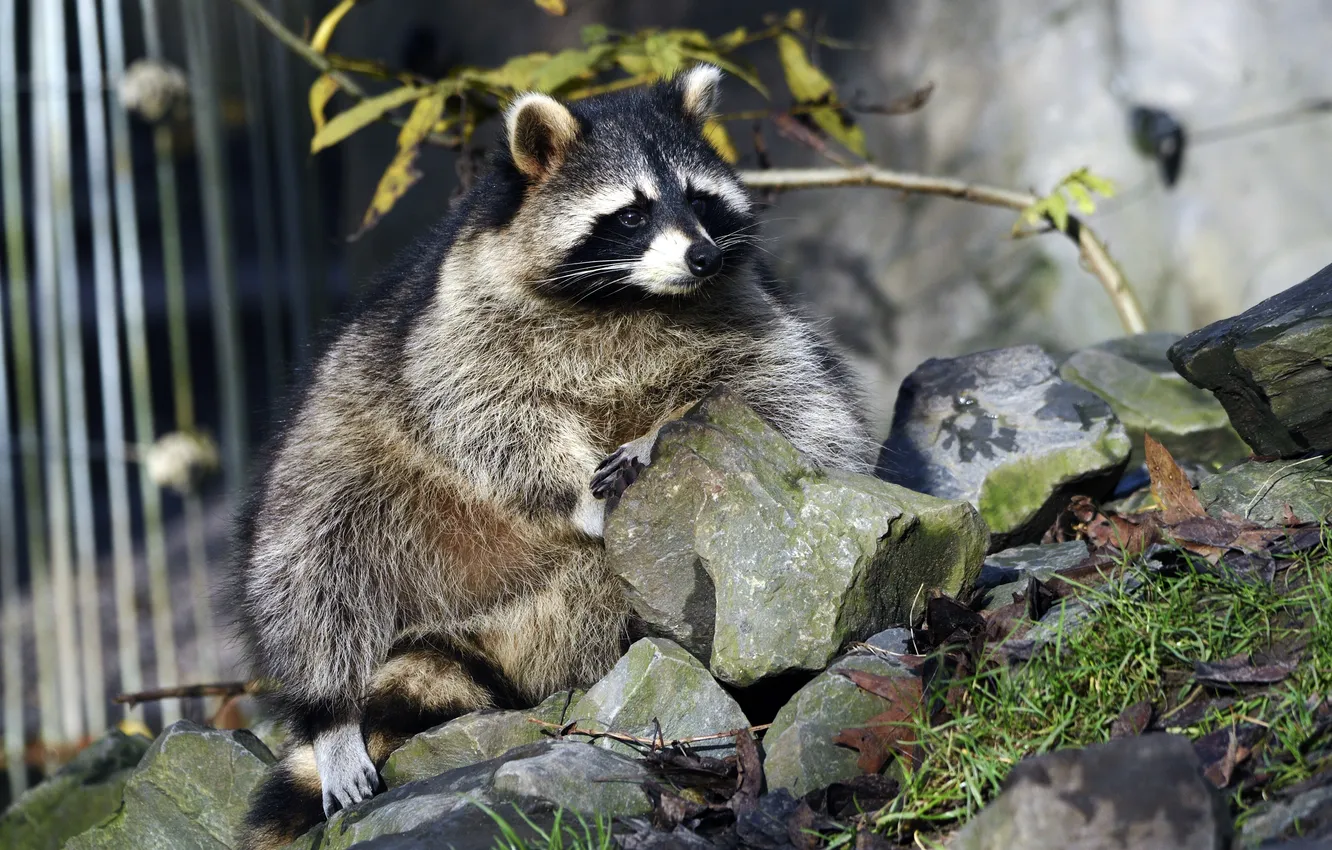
[950, 733, 1233, 849]
[877, 345, 1131, 550]
[1169, 262, 1332, 457]
[976, 540, 1090, 609]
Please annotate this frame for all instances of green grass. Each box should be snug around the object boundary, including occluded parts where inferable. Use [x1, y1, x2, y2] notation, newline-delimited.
[477, 803, 615, 850]
[874, 528, 1332, 842]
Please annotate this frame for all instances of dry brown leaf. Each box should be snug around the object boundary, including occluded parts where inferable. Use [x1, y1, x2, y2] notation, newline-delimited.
[833, 671, 925, 773]
[1110, 699, 1154, 738]
[1145, 433, 1206, 523]
[728, 727, 762, 815]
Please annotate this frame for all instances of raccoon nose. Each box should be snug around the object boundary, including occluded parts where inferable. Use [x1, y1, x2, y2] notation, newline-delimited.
[685, 242, 722, 278]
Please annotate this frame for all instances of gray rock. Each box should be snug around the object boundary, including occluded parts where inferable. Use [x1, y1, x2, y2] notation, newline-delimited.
[301, 741, 647, 850]
[864, 627, 914, 655]
[1197, 456, 1332, 527]
[382, 689, 581, 787]
[352, 804, 558, 850]
[298, 751, 511, 850]
[1060, 333, 1248, 468]
[607, 389, 988, 687]
[0, 730, 150, 850]
[950, 733, 1232, 850]
[977, 541, 1090, 609]
[1240, 781, 1332, 848]
[65, 721, 274, 850]
[1170, 263, 1332, 457]
[763, 651, 918, 797]
[491, 741, 651, 817]
[569, 637, 748, 757]
[877, 345, 1131, 550]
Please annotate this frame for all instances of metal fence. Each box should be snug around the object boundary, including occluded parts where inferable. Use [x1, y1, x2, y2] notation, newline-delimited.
[0, 0, 334, 800]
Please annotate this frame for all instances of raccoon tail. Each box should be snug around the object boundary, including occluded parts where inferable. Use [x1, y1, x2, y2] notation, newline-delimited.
[238, 647, 512, 850]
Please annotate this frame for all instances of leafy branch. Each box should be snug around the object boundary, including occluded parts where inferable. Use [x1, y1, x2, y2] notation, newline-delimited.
[229, 0, 1148, 334]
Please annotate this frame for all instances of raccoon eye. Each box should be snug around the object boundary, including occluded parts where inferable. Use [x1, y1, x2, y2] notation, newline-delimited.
[618, 208, 647, 228]
[690, 197, 708, 217]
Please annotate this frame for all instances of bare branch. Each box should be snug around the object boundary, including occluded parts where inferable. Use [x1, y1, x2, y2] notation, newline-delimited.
[739, 167, 1148, 334]
[114, 680, 258, 708]
[527, 717, 771, 750]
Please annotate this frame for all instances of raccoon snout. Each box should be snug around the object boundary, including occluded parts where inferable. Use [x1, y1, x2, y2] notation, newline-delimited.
[685, 242, 722, 278]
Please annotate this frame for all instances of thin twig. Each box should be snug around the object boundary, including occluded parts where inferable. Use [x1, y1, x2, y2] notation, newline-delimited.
[114, 680, 257, 708]
[227, 0, 364, 98]
[527, 717, 771, 749]
[738, 166, 1148, 334]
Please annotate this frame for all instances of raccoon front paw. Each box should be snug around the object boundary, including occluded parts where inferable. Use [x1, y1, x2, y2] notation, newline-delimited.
[314, 723, 381, 818]
[590, 436, 654, 500]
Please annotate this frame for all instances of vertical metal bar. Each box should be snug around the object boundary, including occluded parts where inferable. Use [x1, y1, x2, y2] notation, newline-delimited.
[103, 0, 171, 726]
[267, 0, 311, 364]
[31, 0, 84, 751]
[46, 0, 106, 742]
[138, 0, 224, 712]
[0, 0, 30, 793]
[178, 0, 247, 499]
[235, 3, 285, 395]
[76, 0, 130, 739]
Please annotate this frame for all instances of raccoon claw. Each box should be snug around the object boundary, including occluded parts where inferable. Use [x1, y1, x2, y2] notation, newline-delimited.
[590, 438, 653, 500]
[320, 756, 381, 818]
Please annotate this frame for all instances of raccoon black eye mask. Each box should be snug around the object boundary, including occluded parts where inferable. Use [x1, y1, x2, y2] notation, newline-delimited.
[233, 64, 873, 850]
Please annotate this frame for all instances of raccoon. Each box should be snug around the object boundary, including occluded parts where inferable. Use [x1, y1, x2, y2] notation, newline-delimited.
[234, 65, 874, 850]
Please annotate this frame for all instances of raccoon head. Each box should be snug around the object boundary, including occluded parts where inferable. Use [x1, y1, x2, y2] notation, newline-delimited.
[485, 65, 758, 305]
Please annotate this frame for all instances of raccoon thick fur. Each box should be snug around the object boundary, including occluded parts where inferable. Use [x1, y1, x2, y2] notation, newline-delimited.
[233, 65, 874, 850]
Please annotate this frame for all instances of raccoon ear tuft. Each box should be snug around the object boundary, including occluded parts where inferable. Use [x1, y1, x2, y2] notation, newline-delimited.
[505, 93, 580, 181]
[674, 64, 722, 123]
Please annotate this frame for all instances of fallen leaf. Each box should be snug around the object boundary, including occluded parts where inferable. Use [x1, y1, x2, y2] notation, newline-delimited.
[1283, 504, 1303, 526]
[1193, 652, 1298, 688]
[833, 671, 925, 773]
[1144, 433, 1206, 523]
[1110, 699, 1154, 738]
[1194, 723, 1265, 789]
[922, 594, 986, 649]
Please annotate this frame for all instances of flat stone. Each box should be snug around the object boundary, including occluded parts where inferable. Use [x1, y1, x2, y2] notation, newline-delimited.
[1196, 456, 1332, 526]
[65, 721, 274, 850]
[0, 730, 151, 850]
[762, 652, 918, 797]
[1169, 262, 1332, 457]
[491, 741, 651, 818]
[976, 541, 1090, 609]
[1060, 333, 1248, 468]
[569, 637, 747, 758]
[877, 345, 1131, 550]
[950, 733, 1232, 850]
[607, 389, 987, 687]
[382, 689, 581, 787]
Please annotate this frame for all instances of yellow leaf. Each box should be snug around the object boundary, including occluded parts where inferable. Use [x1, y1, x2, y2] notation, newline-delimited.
[311, 85, 426, 153]
[785, 9, 807, 31]
[776, 33, 831, 102]
[809, 107, 867, 157]
[776, 34, 865, 155]
[311, 0, 357, 54]
[118, 718, 153, 739]
[470, 52, 553, 91]
[713, 26, 749, 52]
[351, 147, 424, 240]
[397, 89, 447, 150]
[1076, 169, 1118, 198]
[1066, 181, 1096, 214]
[534, 0, 567, 15]
[703, 119, 739, 163]
[308, 73, 339, 134]
[644, 32, 686, 77]
[532, 45, 610, 92]
[615, 50, 653, 76]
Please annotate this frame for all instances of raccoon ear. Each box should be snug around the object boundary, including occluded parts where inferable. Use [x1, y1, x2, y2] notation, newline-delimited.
[674, 64, 722, 123]
[505, 93, 580, 181]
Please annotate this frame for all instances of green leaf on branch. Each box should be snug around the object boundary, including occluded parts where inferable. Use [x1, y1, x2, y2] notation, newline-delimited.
[703, 119, 739, 163]
[1015, 168, 1118, 235]
[312, 85, 428, 153]
[531, 45, 611, 92]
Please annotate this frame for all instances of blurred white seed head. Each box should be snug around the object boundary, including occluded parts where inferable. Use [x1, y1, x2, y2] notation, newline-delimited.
[144, 431, 220, 493]
[118, 58, 189, 123]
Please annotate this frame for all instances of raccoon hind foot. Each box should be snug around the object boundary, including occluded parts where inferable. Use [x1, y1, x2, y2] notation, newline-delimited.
[590, 435, 654, 500]
[313, 722, 381, 817]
